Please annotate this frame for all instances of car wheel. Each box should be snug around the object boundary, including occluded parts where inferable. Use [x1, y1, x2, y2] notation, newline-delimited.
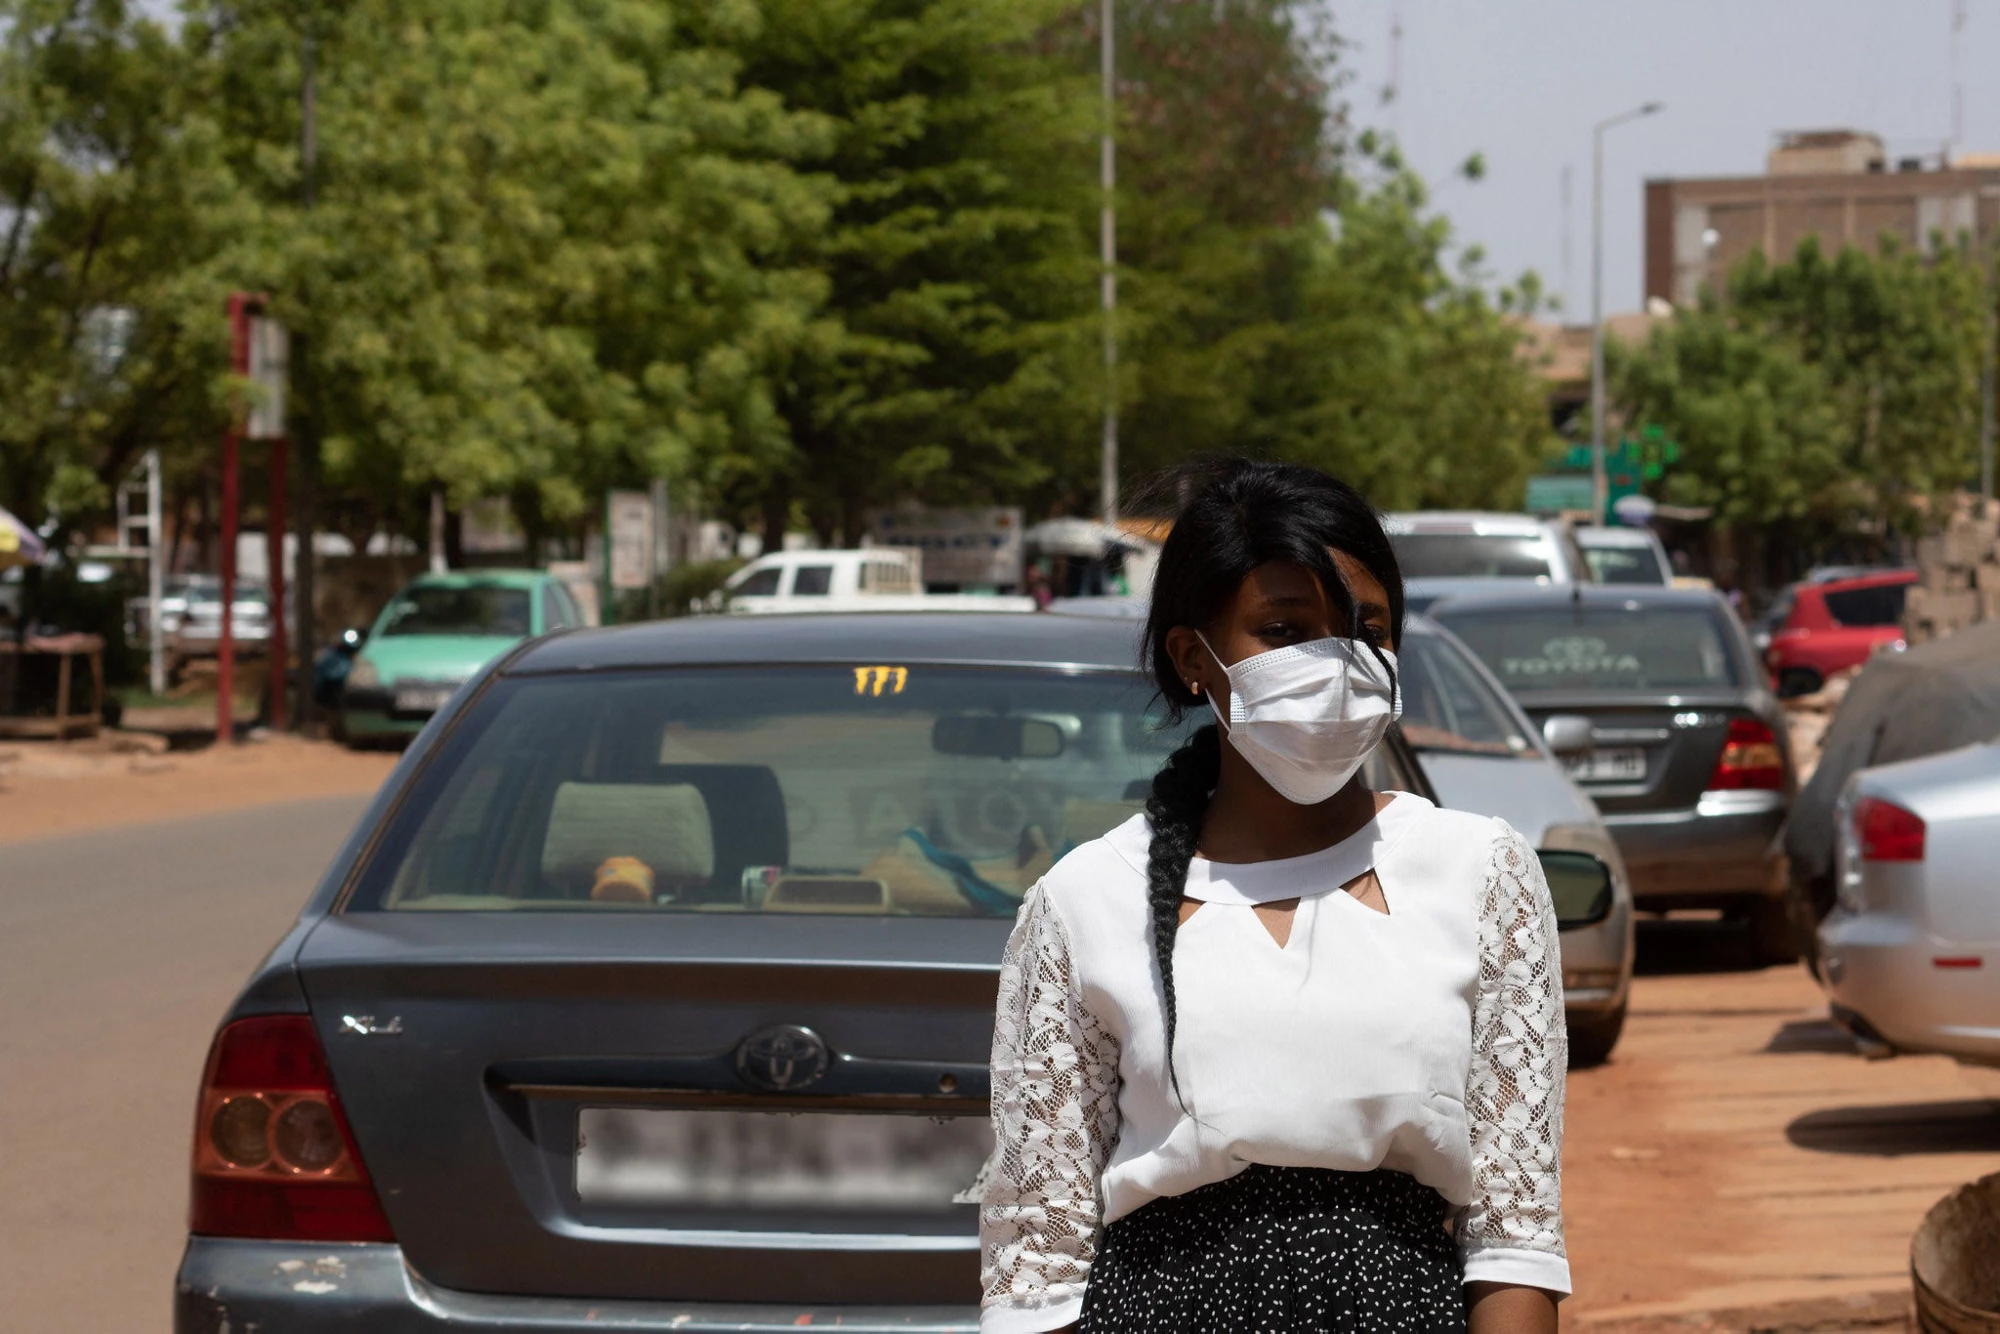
[1744, 896, 1803, 967]
[1568, 1001, 1627, 1068]
[1776, 667, 1822, 699]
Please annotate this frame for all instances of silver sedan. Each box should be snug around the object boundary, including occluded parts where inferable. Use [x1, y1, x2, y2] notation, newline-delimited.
[1818, 740, 2000, 1065]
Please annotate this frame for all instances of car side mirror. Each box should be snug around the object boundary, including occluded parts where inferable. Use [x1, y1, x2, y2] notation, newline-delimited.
[1542, 714, 1595, 759]
[1539, 849, 1614, 930]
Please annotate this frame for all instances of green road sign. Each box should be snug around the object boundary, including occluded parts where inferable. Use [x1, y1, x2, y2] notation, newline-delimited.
[1525, 474, 1596, 514]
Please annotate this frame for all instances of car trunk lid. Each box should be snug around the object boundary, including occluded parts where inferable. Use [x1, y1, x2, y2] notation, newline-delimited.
[1511, 691, 1765, 813]
[294, 910, 1004, 1304]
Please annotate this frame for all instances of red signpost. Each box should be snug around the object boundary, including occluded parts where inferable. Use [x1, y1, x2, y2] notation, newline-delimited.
[219, 292, 288, 745]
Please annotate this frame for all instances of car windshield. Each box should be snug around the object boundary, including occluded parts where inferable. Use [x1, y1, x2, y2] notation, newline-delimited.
[380, 584, 532, 637]
[1391, 532, 1555, 580]
[1437, 605, 1740, 692]
[1397, 632, 1534, 757]
[1582, 545, 1667, 585]
[347, 665, 1193, 916]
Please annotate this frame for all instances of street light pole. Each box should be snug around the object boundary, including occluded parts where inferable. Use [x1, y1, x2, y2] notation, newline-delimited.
[1591, 101, 1663, 524]
[1099, 0, 1118, 526]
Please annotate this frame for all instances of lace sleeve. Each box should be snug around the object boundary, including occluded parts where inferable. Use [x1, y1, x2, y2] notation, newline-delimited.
[1460, 823, 1572, 1295]
[979, 884, 1122, 1334]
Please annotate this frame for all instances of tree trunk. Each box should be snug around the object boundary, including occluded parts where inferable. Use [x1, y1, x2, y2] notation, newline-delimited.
[761, 480, 791, 557]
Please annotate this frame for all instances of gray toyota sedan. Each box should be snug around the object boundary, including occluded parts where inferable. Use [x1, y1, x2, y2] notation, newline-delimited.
[1430, 586, 1798, 964]
[175, 612, 1611, 1332]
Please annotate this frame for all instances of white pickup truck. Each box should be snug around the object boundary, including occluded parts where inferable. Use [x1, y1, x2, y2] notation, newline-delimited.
[715, 549, 1035, 614]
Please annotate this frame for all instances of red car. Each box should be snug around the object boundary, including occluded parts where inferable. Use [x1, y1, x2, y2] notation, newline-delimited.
[1763, 569, 1917, 696]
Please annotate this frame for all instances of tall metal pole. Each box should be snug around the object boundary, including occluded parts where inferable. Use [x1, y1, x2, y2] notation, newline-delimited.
[1590, 102, 1663, 524]
[1099, 0, 1118, 526]
[1590, 125, 1605, 524]
[291, 17, 319, 732]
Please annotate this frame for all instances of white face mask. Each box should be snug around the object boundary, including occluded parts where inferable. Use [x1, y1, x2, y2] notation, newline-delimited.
[1199, 633, 1402, 805]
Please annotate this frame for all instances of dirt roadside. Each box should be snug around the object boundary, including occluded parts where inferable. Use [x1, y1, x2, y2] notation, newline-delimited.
[0, 732, 397, 845]
[1565, 938, 2000, 1331]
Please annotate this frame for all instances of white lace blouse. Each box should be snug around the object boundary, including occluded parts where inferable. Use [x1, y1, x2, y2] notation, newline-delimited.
[978, 793, 1568, 1333]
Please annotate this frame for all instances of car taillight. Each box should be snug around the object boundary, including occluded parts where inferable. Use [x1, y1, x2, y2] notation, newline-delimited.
[1708, 716, 1786, 790]
[188, 1015, 393, 1242]
[1854, 796, 1926, 862]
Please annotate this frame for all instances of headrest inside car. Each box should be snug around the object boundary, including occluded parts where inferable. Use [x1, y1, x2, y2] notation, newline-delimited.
[541, 782, 715, 891]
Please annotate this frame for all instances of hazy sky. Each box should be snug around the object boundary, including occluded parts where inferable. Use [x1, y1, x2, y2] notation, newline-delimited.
[1328, 1, 1998, 318]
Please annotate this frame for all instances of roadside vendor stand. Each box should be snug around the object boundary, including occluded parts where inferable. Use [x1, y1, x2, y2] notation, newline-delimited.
[0, 633, 106, 741]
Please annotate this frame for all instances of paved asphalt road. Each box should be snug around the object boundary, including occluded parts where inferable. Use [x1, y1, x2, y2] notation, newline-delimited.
[0, 795, 371, 1333]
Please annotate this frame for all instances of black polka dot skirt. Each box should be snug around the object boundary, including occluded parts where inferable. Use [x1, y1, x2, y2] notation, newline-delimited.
[1076, 1165, 1465, 1332]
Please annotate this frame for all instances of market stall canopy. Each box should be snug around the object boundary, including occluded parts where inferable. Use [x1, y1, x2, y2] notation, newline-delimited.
[0, 505, 45, 571]
[1786, 618, 2000, 886]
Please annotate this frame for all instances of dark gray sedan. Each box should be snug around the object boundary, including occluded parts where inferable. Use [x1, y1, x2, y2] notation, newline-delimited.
[1430, 586, 1799, 964]
[174, 611, 1610, 1332]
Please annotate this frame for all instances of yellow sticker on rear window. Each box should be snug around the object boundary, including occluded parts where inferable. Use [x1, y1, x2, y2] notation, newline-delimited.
[853, 665, 909, 697]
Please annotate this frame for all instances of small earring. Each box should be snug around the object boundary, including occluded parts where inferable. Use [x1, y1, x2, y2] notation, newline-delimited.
[1187, 681, 1202, 696]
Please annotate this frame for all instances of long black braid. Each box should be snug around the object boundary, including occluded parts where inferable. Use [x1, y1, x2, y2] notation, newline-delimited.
[1132, 456, 1406, 1098]
[1142, 723, 1222, 1096]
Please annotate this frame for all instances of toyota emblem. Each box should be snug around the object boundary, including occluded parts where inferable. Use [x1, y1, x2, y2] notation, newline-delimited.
[735, 1025, 832, 1092]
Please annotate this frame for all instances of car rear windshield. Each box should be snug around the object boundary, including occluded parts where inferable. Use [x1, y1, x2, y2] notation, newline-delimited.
[381, 585, 532, 637]
[1397, 633, 1534, 757]
[1391, 532, 1555, 581]
[1582, 545, 1667, 585]
[1435, 605, 1740, 692]
[345, 665, 1190, 916]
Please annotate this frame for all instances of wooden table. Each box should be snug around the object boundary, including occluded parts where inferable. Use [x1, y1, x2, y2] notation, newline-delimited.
[0, 633, 105, 740]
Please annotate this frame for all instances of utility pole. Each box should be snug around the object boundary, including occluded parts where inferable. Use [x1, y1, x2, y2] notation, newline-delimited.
[291, 15, 319, 732]
[1983, 254, 1996, 502]
[1560, 165, 1574, 316]
[1099, 0, 1118, 526]
[1591, 101, 1663, 524]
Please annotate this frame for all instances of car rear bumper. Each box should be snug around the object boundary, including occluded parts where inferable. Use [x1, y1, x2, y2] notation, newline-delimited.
[1818, 910, 2000, 1066]
[175, 1238, 981, 1333]
[1557, 901, 1633, 1019]
[1601, 791, 1785, 906]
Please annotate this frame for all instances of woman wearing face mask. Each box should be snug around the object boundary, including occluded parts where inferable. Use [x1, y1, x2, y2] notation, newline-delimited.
[979, 459, 1567, 1333]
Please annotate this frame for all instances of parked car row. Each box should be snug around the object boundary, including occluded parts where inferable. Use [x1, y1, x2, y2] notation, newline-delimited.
[175, 509, 1823, 1331]
[176, 606, 1636, 1332]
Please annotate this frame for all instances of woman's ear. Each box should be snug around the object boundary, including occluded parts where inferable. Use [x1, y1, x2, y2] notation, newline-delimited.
[1164, 626, 1216, 700]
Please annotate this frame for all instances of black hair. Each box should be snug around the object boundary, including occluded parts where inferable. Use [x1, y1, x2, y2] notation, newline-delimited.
[1135, 457, 1405, 1094]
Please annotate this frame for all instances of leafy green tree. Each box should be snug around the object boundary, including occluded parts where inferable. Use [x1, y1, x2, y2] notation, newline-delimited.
[1615, 234, 1987, 533]
[191, 0, 835, 538]
[0, 0, 239, 536]
[1064, 1, 1554, 514]
[728, 0, 1097, 546]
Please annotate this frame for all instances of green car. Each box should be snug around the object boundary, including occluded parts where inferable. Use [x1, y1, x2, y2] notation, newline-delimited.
[339, 569, 586, 744]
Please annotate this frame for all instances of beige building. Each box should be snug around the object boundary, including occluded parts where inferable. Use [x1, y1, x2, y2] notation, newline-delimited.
[1644, 130, 2000, 305]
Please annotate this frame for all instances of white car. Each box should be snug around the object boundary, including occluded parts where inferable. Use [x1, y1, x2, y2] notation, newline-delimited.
[1819, 740, 2000, 1066]
[718, 549, 1033, 614]
[1385, 511, 1594, 612]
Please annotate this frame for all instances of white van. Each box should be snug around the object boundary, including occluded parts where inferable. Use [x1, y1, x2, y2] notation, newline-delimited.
[717, 549, 1034, 614]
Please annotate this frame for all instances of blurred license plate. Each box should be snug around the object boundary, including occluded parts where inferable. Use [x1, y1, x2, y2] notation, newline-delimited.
[393, 687, 453, 713]
[576, 1107, 993, 1211]
[1567, 747, 1646, 782]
